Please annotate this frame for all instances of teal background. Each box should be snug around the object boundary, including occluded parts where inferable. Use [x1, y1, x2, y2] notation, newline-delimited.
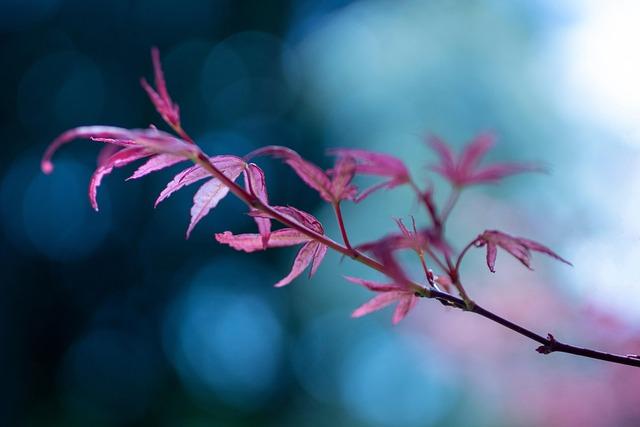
[2, 1, 640, 426]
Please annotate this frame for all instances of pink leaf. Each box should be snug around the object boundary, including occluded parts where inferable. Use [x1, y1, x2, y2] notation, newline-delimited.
[427, 133, 540, 187]
[186, 162, 244, 237]
[246, 145, 333, 202]
[330, 148, 410, 201]
[476, 230, 572, 272]
[155, 155, 244, 206]
[458, 133, 494, 173]
[468, 163, 542, 183]
[353, 181, 394, 203]
[127, 153, 186, 180]
[140, 47, 181, 129]
[243, 163, 271, 247]
[269, 206, 324, 234]
[42, 126, 138, 174]
[344, 276, 401, 292]
[427, 135, 456, 174]
[41, 126, 198, 176]
[309, 242, 327, 277]
[96, 144, 121, 167]
[486, 242, 498, 273]
[330, 148, 409, 179]
[328, 156, 358, 201]
[274, 241, 318, 287]
[351, 291, 406, 318]
[392, 294, 418, 325]
[89, 147, 150, 211]
[215, 228, 311, 253]
[370, 242, 413, 288]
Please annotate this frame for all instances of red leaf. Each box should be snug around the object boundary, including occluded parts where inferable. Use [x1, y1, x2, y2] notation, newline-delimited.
[215, 228, 311, 253]
[275, 241, 321, 287]
[140, 47, 181, 129]
[327, 156, 358, 201]
[346, 274, 420, 324]
[243, 163, 271, 247]
[392, 294, 418, 325]
[330, 148, 410, 201]
[89, 147, 150, 211]
[351, 291, 406, 318]
[476, 230, 572, 272]
[427, 133, 540, 187]
[269, 206, 324, 234]
[309, 242, 327, 277]
[41, 126, 198, 176]
[247, 145, 333, 201]
[127, 153, 186, 180]
[96, 144, 121, 167]
[42, 126, 136, 174]
[155, 155, 244, 207]
[186, 161, 245, 237]
[344, 276, 401, 292]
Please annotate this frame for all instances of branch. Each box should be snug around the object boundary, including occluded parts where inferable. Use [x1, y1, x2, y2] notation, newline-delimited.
[193, 150, 640, 369]
[429, 290, 640, 368]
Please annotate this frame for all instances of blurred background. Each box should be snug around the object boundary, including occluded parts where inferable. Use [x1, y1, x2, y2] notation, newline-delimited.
[2, 0, 640, 426]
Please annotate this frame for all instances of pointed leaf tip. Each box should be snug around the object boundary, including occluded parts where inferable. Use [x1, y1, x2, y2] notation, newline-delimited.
[41, 160, 53, 174]
[274, 242, 324, 287]
[478, 230, 571, 272]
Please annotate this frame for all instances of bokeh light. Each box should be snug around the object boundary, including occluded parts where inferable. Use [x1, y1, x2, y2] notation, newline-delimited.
[164, 260, 284, 410]
[4, 1, 640, 426]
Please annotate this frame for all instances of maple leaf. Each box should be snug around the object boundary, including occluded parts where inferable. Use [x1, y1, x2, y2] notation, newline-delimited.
[187, 166, 244, 238]
[243, 163, 271, 248]
[329, 148, 410, 202]
[345, 276, 419, 325]
[41, 126, 199, 210]
[140, 47, 182, 131]
[216, 206, 327, 287]
[427, 133, 540, 187]
[152, 155, 246, 237]
[245, 145, 357, 203]
[475, 230, 572, 273]
[326, 156, 358, 202]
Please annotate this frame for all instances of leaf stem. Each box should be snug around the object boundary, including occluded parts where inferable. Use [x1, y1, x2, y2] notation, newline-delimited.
[333, 202, 354, 251]
[455, 238, 479, 273]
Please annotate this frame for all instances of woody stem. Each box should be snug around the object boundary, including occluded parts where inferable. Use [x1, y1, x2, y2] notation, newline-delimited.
[193, 151, 640, 369]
